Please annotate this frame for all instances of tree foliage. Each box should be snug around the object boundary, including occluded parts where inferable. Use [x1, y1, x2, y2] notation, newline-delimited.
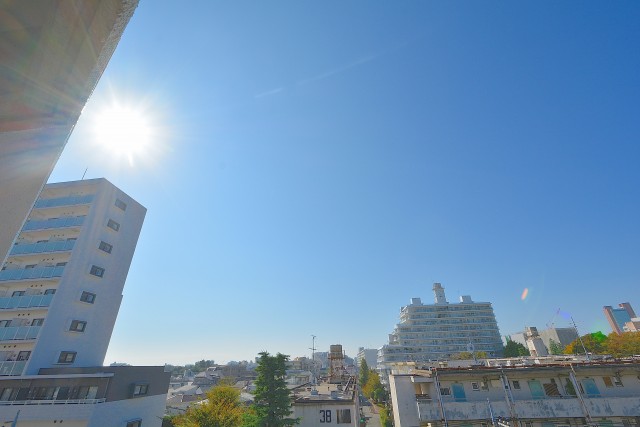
[358, 359, 369, 387]
[451, 351, 488, 360]
[253, 352, 299, 427]
[564, 331, 608, 355]
[503, 340, 530, 357]
[362, 369, 388, 404]
[601, 332, 640, 357]
[548, 339, 564, 355]
[173, 384, 247, 427]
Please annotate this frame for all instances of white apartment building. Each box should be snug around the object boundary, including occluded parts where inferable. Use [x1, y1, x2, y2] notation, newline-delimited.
[0, 179, 169, 426]
[379, 283, 503, 372]
[389, 359, 640, 427]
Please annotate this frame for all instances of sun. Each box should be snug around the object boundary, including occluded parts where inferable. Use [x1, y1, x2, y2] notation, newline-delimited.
[92, 104, 153, 164]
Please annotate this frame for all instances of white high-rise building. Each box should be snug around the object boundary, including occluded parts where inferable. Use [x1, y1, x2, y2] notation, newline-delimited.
[0, 179, 169, 426]
[379, 283, 503, 367]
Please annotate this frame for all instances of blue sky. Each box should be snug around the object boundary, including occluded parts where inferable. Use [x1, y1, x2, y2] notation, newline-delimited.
[49, 1, 640, 365]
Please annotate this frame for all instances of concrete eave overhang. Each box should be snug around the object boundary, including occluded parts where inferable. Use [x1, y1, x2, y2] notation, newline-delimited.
[0, 0, 139, 264]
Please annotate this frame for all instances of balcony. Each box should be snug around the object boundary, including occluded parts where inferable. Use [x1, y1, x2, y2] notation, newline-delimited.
[0, 325, 41, 341]
[417, 396, 640, 422]
[0, 360, 27, 376]
[22, 216, 85, 231]
[0, 294, 53, 310]
[33, 195, 93, 209]
[10, 240, 75, 255]
[0, 360, 26, 376]
[0, 266, 64, 282]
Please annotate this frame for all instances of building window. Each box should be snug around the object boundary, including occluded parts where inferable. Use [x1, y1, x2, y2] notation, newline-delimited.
[44, 289, 56, 295]
[115, 199, 127, 211]
[337, 409, 352, 424]
[80, 291, 96, 304]
[512, 380, 521, 390]
[90, 265, 105, 278]
[12, 291, 25, 297]
[132, 383, 149, 397]
[56, 262, 67, 267]
[57, 351, 76, 364]
[440, 387, 451, 396]
[0, 320, 11, 327]
[471, 382, 480, 391]
[31, 318, 44, 326]
[0, 388, 14, 401]
[98, 241, 113, 254]
[17, 351, 30, 361]
[69, 320, 87, 332]
[107, 219, 120, 231]
[126, 420, 142, 427]
[603, 376, 614, 388]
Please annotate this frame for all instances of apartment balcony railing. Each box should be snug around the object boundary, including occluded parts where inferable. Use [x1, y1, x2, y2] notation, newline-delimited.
[0, 266, 64, 282]
[0, 398, 106, 405]
[10, 240, 75, 256]
[0, 360, 26, 376]
[0, 294, 53, 310]
[33, 195, 93, 209]
[0, 326, 41, 341]
[22, 216, 85, 231]
[417, 396, 640, 421]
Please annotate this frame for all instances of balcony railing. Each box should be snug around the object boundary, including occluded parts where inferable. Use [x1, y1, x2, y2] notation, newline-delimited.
[22, 216, 85, 231]
[0, 266, 64, 282]
[0, 326, 41, 341]
[33, 195, 93, 209]
[0, 294, 53, 310]
[0, 360, 26, 376]
[10, 240, 75, 255]
[0, 398, 106, 405]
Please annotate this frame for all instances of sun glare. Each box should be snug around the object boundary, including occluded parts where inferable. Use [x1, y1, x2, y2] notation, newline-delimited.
[92, 104, 153, 165]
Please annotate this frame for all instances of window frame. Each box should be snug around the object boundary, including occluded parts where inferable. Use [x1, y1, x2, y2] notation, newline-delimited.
[90, 265, 105, 278]
[98, 241, 113, 254]
[115, 199, 127, 211]
[57, 351, 77, 364]
[126, 420, 142, 427]
[80, 291, 96, 304]
[132, 383, 149, 397]
[69, 320, 87, 333]
[107, 219, 120, 231]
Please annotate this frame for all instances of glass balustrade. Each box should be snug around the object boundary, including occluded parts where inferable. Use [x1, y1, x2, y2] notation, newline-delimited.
[22, 216, 85, 231]
[0, 294, 53, 310]
[0, 361, 26, 376]
[0, 326, 41, 341]
[10, 240, 75, 255]
[33, 195, 93, 209]
[0, 266, 64, 282]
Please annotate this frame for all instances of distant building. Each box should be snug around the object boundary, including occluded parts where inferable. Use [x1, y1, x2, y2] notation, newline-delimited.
[378, 283, 503, 374]
[389, 358, 640, 427]
[356, 347, 378, 370]
[604, 303, 637, 335]
[538, 326, 579, 351]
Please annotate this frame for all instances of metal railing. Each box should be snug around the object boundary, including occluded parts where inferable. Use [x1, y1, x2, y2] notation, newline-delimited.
[0, 361, 26, 376]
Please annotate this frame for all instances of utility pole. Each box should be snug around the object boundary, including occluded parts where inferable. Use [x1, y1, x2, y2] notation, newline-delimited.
[310, 334, 317, 386]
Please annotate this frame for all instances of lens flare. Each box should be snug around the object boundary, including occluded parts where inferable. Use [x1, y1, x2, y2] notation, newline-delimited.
[521, 288, 529, 301]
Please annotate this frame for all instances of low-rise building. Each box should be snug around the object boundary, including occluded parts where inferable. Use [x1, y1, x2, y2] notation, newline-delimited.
[389, 359, 640, 427]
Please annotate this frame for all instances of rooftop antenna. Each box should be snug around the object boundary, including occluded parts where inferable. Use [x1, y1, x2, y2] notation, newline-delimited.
[571, 316, 590, 361]
[81, 167, 88, 180]
[309, 335, 317, 386]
